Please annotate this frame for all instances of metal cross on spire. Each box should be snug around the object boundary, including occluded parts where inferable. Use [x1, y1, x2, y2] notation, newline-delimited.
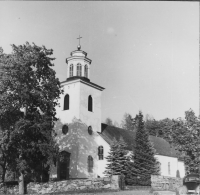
[77, 35, 82, 46]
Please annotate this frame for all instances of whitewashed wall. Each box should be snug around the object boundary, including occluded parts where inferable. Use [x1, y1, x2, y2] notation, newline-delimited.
[155, 155, 185, 178]
[52, 79, 104, 179]
[95, 135, 111, 177]
[56, 80, 81, 124]
[177, 160, 185, 178]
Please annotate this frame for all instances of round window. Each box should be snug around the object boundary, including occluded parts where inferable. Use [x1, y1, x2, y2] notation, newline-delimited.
[62, 125, 68, 135]
[88, 126, 93, 135]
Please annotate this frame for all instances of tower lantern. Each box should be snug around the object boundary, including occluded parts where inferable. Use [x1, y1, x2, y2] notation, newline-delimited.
[66, 37, 92, 81]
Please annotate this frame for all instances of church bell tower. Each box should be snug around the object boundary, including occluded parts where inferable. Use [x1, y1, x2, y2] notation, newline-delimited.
[57, 39, 105, 132]
[53, 38, 105, 179]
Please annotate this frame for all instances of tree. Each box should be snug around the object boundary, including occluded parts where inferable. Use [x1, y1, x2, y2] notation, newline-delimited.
[105, 118, 113, 126]
[113, 121, 120, 128]
[171, 109, 200, 174]
[0, 43, 62, 194]
[121, 113, 135, 131]
[104, 136, 130, 177]
[145, 117, 173, 143]
[126, 111, 160, 186]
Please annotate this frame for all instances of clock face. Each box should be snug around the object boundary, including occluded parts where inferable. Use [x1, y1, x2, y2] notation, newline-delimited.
[62, 125, 68, 135]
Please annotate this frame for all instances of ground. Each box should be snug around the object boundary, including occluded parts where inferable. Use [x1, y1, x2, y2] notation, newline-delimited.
[44, 190, 151, 195]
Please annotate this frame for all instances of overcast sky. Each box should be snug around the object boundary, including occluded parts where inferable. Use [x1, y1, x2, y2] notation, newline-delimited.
[0, 1, 199, 125]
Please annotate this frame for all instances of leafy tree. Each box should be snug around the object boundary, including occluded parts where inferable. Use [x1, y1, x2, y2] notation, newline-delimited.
[171, 109, 200, 174]
[121, 113, 135, 131]
[113, 121, 120, 128]
[104, 136, 130, 177]
[145, 117, 173, 143]
[0, 43, 62, 194]
[105, 118, 113, 126]
[126, 111, 160, 186]
[145, 118, 159, 136]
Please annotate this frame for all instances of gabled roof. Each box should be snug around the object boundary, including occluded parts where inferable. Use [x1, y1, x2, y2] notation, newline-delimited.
[100, 123, 178, 158]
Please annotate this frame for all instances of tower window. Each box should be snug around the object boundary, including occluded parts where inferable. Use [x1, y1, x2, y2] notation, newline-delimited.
[88, 156, 93, 173]
[88, 95, 93, 112]
[62, 125, 68, 135]
[84, 65, 88, 78]
[64, 94, 69, 110]
[98, 146, 104, 160]
[77, 63, 82, 76]
[69, 64, 73, 77]
[168, 162, 170, 175]
[88, 126, 93, 135]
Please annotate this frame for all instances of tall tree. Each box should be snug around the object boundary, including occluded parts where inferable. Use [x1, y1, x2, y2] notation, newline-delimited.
[126, 111, 160, 186]
[104, 136, 130, 177]
[105, 118, 113, 126]
[121, 113, 135, 131]
[172, 109, 200, 174]
[0, 43, 62, 194]
[145, 117, 173, 143]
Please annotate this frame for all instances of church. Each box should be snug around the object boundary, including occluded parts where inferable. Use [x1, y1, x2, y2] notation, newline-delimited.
[50, 43, 185, 180]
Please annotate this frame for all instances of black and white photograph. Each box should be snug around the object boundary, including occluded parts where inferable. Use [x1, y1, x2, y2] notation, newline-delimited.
[0, 1, 199, 195]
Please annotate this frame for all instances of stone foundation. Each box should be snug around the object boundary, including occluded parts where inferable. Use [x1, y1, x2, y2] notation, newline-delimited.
[151, 175, 183, 192]
[1, 175, 120, 194]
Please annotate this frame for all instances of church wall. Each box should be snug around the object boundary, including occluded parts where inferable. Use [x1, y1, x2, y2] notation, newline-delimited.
[79, 82, 102, 133]
[52, 118, 105, 179]
[155, 155, 179, 178]
[56, 81, 81, 124]
[75, 120, 99, 178]
[51, 119, 80, 179]
[177, 161, 185, 178]
[95, 135, 110, 177]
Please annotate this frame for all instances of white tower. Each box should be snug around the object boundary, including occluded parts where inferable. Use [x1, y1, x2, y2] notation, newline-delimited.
[58, 44, 104, 132]
[53, 41, 105, 180]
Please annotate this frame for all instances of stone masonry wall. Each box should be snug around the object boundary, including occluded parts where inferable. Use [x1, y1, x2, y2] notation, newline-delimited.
[151, 175, 183, 192]
[2, 175, 119, 194]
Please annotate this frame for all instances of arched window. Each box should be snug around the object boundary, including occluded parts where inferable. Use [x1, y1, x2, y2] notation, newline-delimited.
[77, 63, 82, 76]
[88, 156, 93, 173]
[62, 125, 68, 135]
[88, 95, 93, 112]
[88, 126, 93, 135]
[168, 162, 170, 175]
[69, 64, 73, 77]
[84, 65, 88, 78]
[98, 146, 104, 160]
[64, 94, 69, 110]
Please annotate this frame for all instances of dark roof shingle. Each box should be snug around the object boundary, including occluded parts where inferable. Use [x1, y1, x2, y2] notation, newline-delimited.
[100, 123, 178, 158]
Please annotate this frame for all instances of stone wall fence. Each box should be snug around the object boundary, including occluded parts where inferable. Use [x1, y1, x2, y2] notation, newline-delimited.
[151, 175, 183, 192]
[0, 175, 120, 194]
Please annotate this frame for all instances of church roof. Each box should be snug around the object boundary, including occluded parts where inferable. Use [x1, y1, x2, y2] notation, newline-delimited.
[100, 123, 178, 158]
[61, 77, 105, 91]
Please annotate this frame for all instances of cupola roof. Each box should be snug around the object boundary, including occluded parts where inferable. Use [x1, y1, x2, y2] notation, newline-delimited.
[66, 45, 92, 64]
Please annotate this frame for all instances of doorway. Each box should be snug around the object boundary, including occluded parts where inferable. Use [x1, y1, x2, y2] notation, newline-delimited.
[58, 151, 70, 180]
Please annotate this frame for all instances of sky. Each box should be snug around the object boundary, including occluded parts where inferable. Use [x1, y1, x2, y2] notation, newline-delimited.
[0, 1, 199, 125]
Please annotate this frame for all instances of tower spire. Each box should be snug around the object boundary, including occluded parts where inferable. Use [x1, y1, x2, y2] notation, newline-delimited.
[77, 35, 82, 50]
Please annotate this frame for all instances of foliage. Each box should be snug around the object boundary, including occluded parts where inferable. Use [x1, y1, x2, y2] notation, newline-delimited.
[171, 109, 200, 174]
[126, 111, 160, 186]
[105, 118, 113, 126]
[121, 113, 135, 131]
[145, 118, 173, 143]
[104, 136, 130, 177]
[0, 43, 62, 182]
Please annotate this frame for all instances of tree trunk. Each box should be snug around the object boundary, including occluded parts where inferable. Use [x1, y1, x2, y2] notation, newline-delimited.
[1, 167, 6, 183]
[19, 172, 24, 194]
